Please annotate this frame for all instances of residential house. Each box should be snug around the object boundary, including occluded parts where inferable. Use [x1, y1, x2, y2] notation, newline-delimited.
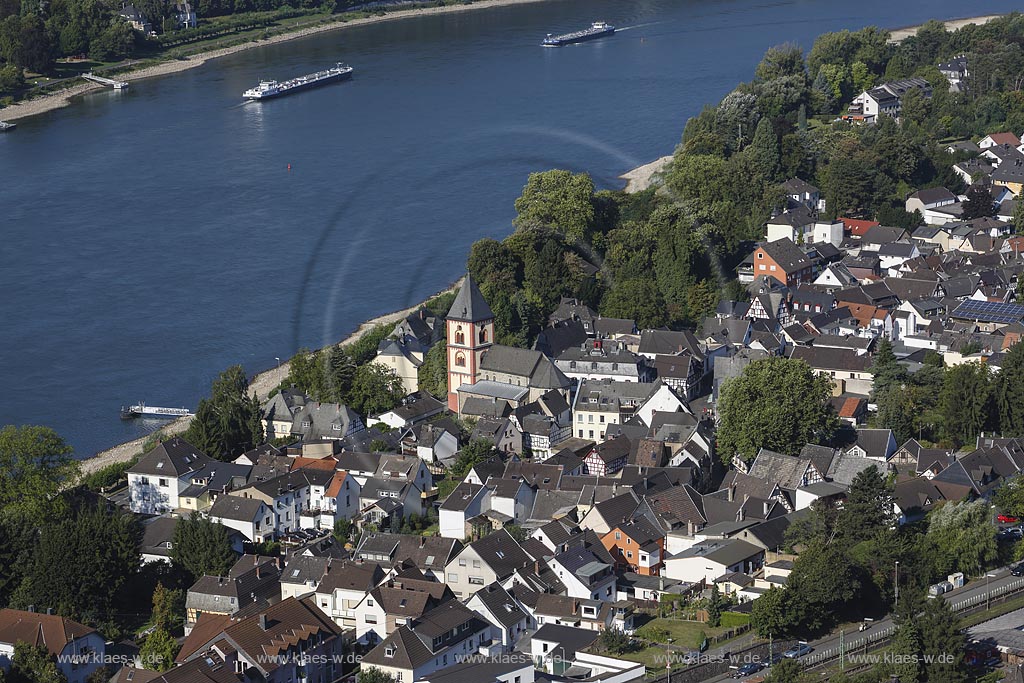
[781, 177, 823, 214]
[554, 339, 648, 383]
[208, 494, 275, 543]
[313, 560, 387, 630]
[444, 529, 532, 599]
[440, 483, 490, 539]
[546, 545, 617, 601]
[600, 517, 665, 576]
[572, 379, 656, 441]
[354, 576, 455, 646]
[849, 77, 932, 122]
[184, 555, 281, 634]
[354, 533, 462, 580]
[0, 609, 106, 683]
[373, 392, 446, 430]
[127, 437, 214, 514]
[789, 346, 874, 396]
[751, 238, 817, 287]
[465, 582, 531, 649]
[846, 428, 898, 462]
[176, 597, 345, 683]
[906, 187, 958, 219]
[582, 436, 631, 477]
[662, 539, 765, 585]
[359, 601, 498, 683]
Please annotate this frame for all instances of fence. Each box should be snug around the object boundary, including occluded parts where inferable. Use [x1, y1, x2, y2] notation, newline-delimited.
[948, 577, 1024, 613]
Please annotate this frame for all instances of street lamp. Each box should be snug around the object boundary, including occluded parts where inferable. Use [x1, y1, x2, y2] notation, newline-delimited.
[894, 561, 900, 608]
[987, 572, 998, 611]
[275, 356, 281, 369]
[666, 637, 673, 683]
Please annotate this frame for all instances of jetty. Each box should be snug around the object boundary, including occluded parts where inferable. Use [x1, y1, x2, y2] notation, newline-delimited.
[83, 72, 129, 89]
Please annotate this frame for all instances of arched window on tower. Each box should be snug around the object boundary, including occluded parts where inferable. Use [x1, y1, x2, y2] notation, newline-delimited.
[455, 326, 465, 345]
[479, 325, 488, 344]
[455, 352, 466, 368]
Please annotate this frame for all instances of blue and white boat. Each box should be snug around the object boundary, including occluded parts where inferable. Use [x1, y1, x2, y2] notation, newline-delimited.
[542, 21, 615, 47]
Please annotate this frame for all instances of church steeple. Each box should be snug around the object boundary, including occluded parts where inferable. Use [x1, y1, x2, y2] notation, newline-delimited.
[446, 274, 495, 412]
[446, 273, 493, 323]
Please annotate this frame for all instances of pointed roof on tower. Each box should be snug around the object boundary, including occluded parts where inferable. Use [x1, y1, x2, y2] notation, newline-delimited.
[447, 274, 493, 323]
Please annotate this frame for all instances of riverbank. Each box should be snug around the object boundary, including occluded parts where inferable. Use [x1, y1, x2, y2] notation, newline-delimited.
[887, 13, 1005, 43]
[1, 0, 556, 122]
[79, 279, 461, 476]
[619, 155, 672, 194]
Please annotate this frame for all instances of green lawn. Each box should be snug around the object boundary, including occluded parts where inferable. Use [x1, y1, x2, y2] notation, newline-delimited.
[637, 618, 729, 648]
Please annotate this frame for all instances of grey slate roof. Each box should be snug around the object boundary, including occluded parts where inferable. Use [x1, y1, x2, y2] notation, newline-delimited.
[447, 274, 493, 323]
[129, 437, 212, 477]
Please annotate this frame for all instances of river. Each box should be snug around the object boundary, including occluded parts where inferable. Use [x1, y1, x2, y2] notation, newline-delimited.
[0, 0, 1017, 457]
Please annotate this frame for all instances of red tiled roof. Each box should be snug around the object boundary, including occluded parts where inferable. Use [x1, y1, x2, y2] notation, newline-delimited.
[841, 218, 880, 236]
[290, 456, 338, 472]
[325, 470, 349, 497]
[986, 132, 1021, 147]
[0, 609, 96, 657]
[839, 397, 866, 418]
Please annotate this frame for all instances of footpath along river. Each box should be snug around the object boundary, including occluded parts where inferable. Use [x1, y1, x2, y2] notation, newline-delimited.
[0, 0, 1018, 458]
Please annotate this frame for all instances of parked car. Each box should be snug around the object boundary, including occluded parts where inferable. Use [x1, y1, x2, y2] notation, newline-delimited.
[733, 662, 765, 678]
[1012, 564, 1024, 577]
[997, 514, 1019, 523]
[783, 643, 813, 659]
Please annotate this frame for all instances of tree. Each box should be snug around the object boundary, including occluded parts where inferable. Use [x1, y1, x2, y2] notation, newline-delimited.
[333, 518, 352, 545]
[869, 338, 907, 396]
[359, 667, 396, 683]
[875, 385, 917, 444]
[523, 238, 569, 313]
[598, 627, 632, 655]
[417, 342, 447, 398]
[961, 184, 995, 220]
[0, 425, 78, 520]
[889, 618, 922, 683]
[347, 363, 406, 417]
[899, 85, 928, 125]
[917, 597, 965, 683]
[750, 587, 796, 638]
[13, 503, 141, 626]
[449, 439, 498, 479]
[183, 366, 263, 460]
[940, 361, 994, 446]
[504, 524, 527, 543]
[764, 657, 801, 683]
[749, 117, 781, 183]
[1014, 198, 1024, 235]
[755, 43, 805, 81]
[997, 341, 1024, 436]
[784, 541, 860, 634]
[513, 170, 595, 244]
[599, 278, 667, 329]
[151, 582, 182, 632]
[4, 642, 66, 683]
[139, 627, 177, 672]
[716, 357, 838, 464]
[925, 500, 997, 578]
[837, 465, 894, 544]
[170, 513, 236, 581]
[705, 585, 726, 627]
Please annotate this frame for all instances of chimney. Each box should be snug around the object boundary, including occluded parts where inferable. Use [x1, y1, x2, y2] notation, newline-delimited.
[46, 608, 54, 616]
[420, 537, 426, 548]
[686, 520, 695, 537]
[27, 605, 34, 613]
[727, 483, 736, 502]
[259, 614, 269, 631]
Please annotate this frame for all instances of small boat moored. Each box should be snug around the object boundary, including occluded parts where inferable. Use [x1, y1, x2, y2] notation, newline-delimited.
[0, 121, 15, 132]
[120, 402, 194, 420]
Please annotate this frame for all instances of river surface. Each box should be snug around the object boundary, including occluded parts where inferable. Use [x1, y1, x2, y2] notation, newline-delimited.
[0, 0, 1018, 456]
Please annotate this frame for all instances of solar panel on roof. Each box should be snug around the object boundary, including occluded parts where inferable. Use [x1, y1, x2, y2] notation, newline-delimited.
[952, 299, 1024, 323]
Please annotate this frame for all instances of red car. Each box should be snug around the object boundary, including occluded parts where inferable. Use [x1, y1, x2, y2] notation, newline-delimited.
[998, 514, 1019, 523]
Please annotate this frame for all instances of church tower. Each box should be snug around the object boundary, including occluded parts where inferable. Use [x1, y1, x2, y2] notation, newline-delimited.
[446, 274, 494, 412]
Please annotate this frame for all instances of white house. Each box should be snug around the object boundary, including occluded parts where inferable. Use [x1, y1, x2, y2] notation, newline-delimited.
[663, 539, 765, 585]
[127, 437, 213, 515]
[440, 483, 490, 539]
[208, 494, 275, 543]
[546, 547, 617, 601]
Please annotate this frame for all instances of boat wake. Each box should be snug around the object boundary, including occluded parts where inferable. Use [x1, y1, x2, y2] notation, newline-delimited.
[615, 21, 667, 32]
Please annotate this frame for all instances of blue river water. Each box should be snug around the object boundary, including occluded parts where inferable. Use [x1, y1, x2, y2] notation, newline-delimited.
[0, 0, 1018, 456]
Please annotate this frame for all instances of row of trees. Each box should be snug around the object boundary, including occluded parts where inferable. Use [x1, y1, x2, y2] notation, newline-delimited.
[751, 463, 979, 683]
[872, 339, 1024, 447]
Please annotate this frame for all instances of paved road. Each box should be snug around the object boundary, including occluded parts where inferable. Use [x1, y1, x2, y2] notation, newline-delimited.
[692, 566, 1024, 682]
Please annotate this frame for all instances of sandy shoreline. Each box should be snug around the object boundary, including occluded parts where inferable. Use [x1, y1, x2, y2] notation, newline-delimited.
[1, 0, 555, 122]
[887, 14, 1005, 43]
[80, 280, 461, 476]
[619, 155, 672, 194]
